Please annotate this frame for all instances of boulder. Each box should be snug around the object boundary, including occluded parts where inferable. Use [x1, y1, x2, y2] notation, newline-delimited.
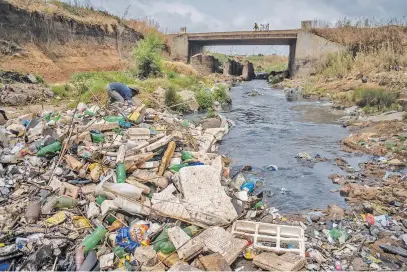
[178, 90, 199, 111]
[201, 117, 221, 129]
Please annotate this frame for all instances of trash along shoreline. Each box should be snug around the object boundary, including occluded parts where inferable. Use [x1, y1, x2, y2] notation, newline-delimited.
[0, 88, 407, 271]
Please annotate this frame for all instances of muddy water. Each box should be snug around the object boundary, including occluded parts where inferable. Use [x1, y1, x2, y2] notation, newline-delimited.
[218, 80, 367, 213]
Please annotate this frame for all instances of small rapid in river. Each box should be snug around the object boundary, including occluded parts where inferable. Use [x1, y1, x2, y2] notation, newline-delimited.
[217, 80, 367, 213]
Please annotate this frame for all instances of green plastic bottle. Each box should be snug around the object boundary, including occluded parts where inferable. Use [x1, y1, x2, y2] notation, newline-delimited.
[181, 151, 193, 161]
[116, 163, 126, 183]
[84, 109, 97, 117]
[153, 226, 199, 253]
[82, 226, 107, 254]
[95, 195, 107, 205]
[55, 196, 78, 208]
[90, 133, 105, 143]
[104, 116, 125, 123]
[37, 141, 62, 157]
[169, 163, 189, 172]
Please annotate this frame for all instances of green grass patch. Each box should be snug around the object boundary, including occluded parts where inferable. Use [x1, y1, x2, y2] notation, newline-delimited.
[352, 87, 398, 111]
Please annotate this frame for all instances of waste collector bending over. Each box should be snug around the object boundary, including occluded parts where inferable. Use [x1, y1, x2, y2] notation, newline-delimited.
[105, 82, 139, 105]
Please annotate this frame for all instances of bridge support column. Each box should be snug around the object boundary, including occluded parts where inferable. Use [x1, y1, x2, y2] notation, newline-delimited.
[168, 34, 189, 62]
[288, 41, 296, 77]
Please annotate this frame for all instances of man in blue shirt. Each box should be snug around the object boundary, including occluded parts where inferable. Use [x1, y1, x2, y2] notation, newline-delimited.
[105, 82, 139, 105]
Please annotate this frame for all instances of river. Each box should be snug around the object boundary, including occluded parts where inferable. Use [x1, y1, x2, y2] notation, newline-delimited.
[217, 80, 367, 213]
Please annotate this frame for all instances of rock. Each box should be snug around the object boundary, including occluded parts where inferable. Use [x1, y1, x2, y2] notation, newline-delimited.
[388, 158, 405, 166]
[253, 252, 306, 271]
[400, 234, 407, 247]
[361, 76, 368, 83]
[178, 165, 238, 225]
[198, 253, 231, 271]
[402, 219, 407, 228]
[178, 90, 199, 111]
[201, 117, 221, 129]
[310, 213, 321, 222]
[26, 73, 38, 84]
[363, 202, 373, 213]
[352, 257, 369, 271]
[325, 204, 345, 221]
[134, 246, 157, 266]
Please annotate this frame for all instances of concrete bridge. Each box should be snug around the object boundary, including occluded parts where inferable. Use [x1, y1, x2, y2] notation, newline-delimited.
[168, 22, 345, 77]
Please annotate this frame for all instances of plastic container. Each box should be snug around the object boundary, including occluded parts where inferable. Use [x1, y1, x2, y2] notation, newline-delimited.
[37, 141, 62, 157]
[82, 226, 107, 254]
[118, 121, 132, 128]
[116, 163, 126, 183]
[240, 182, 255, 193]
[104, 116, 125, 123]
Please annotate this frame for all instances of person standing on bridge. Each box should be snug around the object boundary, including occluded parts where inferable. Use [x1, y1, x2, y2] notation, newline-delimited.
[253, 23, 259, 31]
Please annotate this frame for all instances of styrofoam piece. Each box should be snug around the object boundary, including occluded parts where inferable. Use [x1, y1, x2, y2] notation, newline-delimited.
[231, 220, 305, 257]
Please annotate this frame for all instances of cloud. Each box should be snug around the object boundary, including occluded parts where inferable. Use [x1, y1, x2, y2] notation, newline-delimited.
[87, 0, 407, 54]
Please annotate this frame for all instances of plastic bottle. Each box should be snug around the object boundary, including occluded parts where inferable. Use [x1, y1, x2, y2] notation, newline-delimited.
[118, 120, 132, 128]
[116, 163, 126, 183]
[81, 226, 107, 254]
[90, 132, 105, 143]
[55, 196, 78, 208]
[104, 116, 125, 123]
[37, 141, 62, 157]
[96, 195, 107, 205]
[169, 163, 189, 172]
[181, 151, 194, 161]
[153, 226, 198, 253]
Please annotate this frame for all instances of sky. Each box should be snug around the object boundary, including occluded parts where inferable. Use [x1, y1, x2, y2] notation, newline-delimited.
[76, 0, 407, 55]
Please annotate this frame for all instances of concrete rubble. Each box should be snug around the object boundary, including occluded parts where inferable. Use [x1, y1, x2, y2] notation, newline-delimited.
[1, 89, 407, 272]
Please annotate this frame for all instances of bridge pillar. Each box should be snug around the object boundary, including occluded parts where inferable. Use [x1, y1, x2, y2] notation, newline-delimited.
[168, 34, 189, 61]
[288, 41, 296, 77]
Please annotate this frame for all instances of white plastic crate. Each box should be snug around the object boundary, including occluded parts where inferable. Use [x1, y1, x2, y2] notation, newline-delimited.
[231, 220, 305, 257]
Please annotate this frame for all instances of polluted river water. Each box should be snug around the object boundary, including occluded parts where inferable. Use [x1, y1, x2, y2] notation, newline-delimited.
[216, 80, 368, 213]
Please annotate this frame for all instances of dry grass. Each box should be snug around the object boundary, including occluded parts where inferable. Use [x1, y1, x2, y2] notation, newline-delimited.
[163, 61, 198, 76]
[7, 0, 120, 25]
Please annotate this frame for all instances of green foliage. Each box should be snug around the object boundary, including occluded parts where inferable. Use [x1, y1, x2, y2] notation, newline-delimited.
[385, 141, 397, 150]
[316, 52, 354, 77]
[195, 89, 214, 110]
[167, 71, 179, 79]
[164, 86, 187, 112]
[133, 31, 164, 78]
[213, 85, 231, 104]
[51, 84, 73, 98]
[397, 135, 407, 141]
[206, 108, 217, 118]
[352, 87, 398, 110]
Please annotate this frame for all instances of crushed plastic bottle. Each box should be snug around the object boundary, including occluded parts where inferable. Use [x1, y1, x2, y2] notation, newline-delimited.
[104, 116, 125, 123]
[36, 141, 62, 157]
[181, 151, 193, 161]
[82, 226, 107, 254]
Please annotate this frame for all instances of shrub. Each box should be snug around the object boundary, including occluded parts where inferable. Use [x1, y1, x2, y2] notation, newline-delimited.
[195, 89, 214, 110]
[51, 84, 73, 98]
[213, 85, 231, 104]
[164, 86, 187, 112]
[315, 52, 354, 77]
[352, 87, 397, 110]
[133, 31, 165, 78]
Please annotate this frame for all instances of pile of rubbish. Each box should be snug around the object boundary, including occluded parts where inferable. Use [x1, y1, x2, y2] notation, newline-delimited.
[0, 100, 308, 271]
